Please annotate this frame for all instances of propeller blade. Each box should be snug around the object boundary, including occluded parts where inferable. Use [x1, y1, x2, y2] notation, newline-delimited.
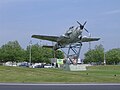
[83, 21, 87, 26]
[77, 21, 84, 29]
[84, 28, 89, 33]
[77, 21, 82, 26]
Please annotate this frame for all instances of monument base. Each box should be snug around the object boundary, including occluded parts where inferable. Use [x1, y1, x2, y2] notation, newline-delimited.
[64, 64, 87, 71]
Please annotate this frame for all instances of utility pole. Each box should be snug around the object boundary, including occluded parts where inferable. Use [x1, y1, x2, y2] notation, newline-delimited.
[102, 41, 106, 65]
[29, 40, 32, 66]
[104, 49, 106, 65]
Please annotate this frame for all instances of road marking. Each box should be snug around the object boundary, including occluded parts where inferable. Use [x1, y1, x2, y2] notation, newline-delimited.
[0, 83, 120, 86]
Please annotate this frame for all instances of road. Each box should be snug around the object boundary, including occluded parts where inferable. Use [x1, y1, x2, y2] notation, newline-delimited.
[0, 83, 120, 90]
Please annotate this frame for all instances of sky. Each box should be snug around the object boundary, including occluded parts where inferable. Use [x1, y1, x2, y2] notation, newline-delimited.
[0, 0, 120, 58]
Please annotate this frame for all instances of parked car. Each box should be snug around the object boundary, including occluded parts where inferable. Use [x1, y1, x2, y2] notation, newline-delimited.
[32, 63, 44, 68]
[44, 64, 53, 68]
[18, 62, 29, 67]
[4, 61, 13, 66]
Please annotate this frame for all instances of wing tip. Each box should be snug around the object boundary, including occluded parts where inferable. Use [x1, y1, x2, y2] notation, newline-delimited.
[31, 35, 40, 39]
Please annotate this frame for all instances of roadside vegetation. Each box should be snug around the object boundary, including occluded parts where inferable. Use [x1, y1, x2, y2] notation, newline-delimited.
[0, 40, 120, 65]
[0, 65, 120, 83]
[0, 40, 64, 64]
[84, 44, 120, 65]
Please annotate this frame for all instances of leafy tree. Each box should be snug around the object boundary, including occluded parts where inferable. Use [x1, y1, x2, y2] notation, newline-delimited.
[106, 48, 120, 65]
[84, 44, 104, 64]
[42, 48, 53, 63]
[26, 44, 43, 63]
[0, 41, 25, 62]
[26, 44, 53, 63]
[26, 44, 64, 63]
[55, 50, 64, 59]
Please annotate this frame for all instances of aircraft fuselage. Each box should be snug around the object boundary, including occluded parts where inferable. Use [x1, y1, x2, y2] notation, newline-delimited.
[55, 26, 83, 49]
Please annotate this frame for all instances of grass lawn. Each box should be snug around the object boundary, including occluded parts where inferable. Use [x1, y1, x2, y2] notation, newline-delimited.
[0, 65, 120, 83]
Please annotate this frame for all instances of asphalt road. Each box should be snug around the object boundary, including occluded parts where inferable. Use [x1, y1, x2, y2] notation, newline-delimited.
[0, 83, 120, 90]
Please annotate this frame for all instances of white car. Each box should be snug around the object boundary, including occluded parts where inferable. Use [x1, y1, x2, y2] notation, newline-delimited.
[4, 61, 13, 66]
[44, 64, 53, 68]
[32, 63, 44, 68]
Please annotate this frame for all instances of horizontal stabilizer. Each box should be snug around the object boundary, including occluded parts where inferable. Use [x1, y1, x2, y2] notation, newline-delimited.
[42, 45, 54, 48]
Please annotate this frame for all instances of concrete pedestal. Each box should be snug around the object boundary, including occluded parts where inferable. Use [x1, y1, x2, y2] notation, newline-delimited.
[64, 64, 87, 71]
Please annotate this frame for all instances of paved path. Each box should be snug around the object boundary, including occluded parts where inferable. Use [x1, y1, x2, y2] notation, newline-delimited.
[0, 83, 120, 90]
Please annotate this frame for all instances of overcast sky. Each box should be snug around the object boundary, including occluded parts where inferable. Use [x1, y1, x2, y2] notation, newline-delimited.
[0, 0, 120, 58]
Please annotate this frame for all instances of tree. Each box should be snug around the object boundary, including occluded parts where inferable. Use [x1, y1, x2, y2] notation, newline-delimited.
[25, 43, 65, 63]
[106, 48, 120, 65]
[0, 41, 25, 62]
[26, 44, 53, 63]
[26, 44, 43, 63]
[55, 50, 64, 59]
[84, 44, 104, 64]
[0, 40, 64, 63]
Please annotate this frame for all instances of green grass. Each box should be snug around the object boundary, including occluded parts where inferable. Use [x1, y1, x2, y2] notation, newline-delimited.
[0, 65, 120, 83]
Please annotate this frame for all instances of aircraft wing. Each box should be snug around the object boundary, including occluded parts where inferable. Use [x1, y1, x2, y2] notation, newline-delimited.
[81, 37, 100, 42]
[32, 35, 59, 42]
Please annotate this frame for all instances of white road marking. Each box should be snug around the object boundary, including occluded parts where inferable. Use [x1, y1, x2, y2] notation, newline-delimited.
[0, 83, 120, 86]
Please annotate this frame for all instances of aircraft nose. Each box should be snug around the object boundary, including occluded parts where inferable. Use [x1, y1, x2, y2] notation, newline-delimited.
[80, 26, 84, 29]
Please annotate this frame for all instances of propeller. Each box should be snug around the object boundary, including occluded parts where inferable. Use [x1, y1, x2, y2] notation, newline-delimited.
[77, 21, 89, 33]
[77, 21, 92, 50]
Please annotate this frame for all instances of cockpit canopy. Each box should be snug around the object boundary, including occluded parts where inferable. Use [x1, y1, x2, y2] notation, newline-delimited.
[65, 26, 74, 36]
[65, 26, 81, 36]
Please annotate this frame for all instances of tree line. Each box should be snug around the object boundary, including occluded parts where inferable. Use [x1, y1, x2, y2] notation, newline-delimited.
[0, 40, 64, 63]
[84, 44, 120, 65]
[0, 40, 119, 65]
